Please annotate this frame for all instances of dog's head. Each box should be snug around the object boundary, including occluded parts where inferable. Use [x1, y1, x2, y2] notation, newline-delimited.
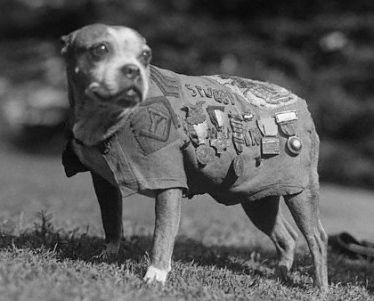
[61, 24, 151, 111]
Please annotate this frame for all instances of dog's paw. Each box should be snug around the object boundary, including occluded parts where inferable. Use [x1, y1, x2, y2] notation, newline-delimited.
[93, 250, 116, 262]
[275, 265, 290, 283]
[143, 266, 169, 284]
[92, 243, 120, 262]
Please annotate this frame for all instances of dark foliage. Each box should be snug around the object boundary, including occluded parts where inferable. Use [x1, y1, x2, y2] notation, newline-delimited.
[0, 0, 373, 189]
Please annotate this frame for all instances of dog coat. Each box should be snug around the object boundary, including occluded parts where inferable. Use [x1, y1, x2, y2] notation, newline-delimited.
[63, 66, 315, 204]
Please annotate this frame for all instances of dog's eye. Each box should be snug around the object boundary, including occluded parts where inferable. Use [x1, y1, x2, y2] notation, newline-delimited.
[139, 49, 152, 65]
[89, 43, 109, 60]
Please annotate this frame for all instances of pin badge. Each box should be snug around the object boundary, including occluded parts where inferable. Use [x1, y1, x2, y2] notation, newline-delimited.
[186, 101, 206, 125]
[230, 114, 245, 153]
[243, 112, 254, 121]
[233, 155, 244, 178]
[196, 144, 215, 165]
[275, 111, 298, 123]
[193, 122, 209, 145]
[261, 137, 280, 155]
[210, 131, 227, 154]
[287, 136, 302, 155]
[257, 117, 278, 136]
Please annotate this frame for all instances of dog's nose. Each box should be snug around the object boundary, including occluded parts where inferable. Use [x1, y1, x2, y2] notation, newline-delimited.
[121, 64, 140, 80]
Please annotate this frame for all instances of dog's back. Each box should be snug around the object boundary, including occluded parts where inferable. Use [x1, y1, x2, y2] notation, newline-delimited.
[146, 66, 317, 204]
[65, 65, 318, 204]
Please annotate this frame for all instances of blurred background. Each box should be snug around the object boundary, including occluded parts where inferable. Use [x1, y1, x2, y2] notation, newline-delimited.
[0, 0, 373, 189]
[1, 4, 374, 297]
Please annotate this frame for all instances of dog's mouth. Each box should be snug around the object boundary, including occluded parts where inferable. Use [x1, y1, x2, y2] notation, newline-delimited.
[89, 85, 143, 108]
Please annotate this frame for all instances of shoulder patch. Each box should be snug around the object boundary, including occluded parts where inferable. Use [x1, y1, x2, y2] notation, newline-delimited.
[207, 75, 297, 108]
[150, 66, 180, 98]
[131, 96, 179, 155]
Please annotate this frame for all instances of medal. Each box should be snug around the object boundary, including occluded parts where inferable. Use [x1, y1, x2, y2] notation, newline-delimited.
[233, 155, 244, 178]
[261, 137, 280, 155]
[287, 136, 302, 155]
[196, 144, 215, 165]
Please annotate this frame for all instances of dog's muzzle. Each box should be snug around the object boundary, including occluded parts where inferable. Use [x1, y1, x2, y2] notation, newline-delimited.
[87, 82, 143, 108]
[86, 64, 144, 108]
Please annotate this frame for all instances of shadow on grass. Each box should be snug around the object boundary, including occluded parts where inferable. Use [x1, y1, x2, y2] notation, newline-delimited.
[1, 218, 374, 290]
[0, 223, 285, 281]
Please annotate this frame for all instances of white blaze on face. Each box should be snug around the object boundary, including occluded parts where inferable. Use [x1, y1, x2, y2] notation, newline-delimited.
[96, 26, 149, 100]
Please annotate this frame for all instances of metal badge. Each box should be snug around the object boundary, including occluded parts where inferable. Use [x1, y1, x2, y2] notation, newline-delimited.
[230, 114, 245, 153]
[246, 128, 262, 146]
[196, 144, 215, 165]
[98, 138, 112, 154]
[193, 122, 209, 145]
[287, 136, 302, 155]
[261, 137, 280, 155]
[186, 101, 206, 125]
[243, 112, 254, 121]
[279, 123, 296, 136]
[257, 117, 278, 136]
[207, 106, 226, 129]
[210, 131, 227, 154]
[233, 155, 244, 178]
[275, 110, 298, 124]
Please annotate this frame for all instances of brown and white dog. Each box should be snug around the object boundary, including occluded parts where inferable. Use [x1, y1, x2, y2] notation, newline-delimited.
[61, 24, 328, 290]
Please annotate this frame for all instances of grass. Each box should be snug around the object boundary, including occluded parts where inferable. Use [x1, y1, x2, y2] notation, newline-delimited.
[1, 142, 374, 300]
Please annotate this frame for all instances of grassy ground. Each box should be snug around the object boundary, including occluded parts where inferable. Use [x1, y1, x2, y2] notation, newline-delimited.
[1, 142, 374, 300]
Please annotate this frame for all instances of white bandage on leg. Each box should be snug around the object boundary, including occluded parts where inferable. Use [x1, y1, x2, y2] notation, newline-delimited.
[143, 265, 169, 284]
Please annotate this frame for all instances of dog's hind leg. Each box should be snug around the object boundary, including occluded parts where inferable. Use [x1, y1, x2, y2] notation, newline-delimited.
[283, 187, 328, 290]
[283, 128, 328, 291]
[91, 172, 122, 259]
[241, 196, 298, 281]
[144, 188, 182, 284]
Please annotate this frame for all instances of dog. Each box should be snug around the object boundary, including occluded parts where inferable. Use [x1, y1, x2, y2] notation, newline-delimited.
[60, 24, 328, 290]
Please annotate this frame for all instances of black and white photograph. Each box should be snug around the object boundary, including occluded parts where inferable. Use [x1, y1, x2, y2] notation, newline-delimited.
[0, 0, 373, 300]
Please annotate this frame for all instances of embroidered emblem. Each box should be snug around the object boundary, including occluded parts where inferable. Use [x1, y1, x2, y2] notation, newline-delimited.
[207, 75, 297, 108]
[202, 87, 213, 98]
[150, 66, 180, 98]
[185, 84, 197, 97]
[140, 108, 171, 142]
[243, 80, 291, 104]
[184, 84, 235, 105]
[131, 96, 179, 155]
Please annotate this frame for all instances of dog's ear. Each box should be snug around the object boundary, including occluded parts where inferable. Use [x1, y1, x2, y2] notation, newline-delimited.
[60, 31, 76, 57]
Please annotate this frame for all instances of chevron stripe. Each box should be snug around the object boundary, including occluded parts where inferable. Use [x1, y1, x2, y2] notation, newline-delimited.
[150, 66, 180, 98]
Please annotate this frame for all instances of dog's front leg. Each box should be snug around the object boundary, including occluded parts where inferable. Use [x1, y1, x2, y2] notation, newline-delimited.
[144, 188, 182, 284]
[91, 172, 122, 259]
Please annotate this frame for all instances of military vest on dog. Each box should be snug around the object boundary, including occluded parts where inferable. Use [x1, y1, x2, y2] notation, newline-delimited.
[63, 66, 315, 204]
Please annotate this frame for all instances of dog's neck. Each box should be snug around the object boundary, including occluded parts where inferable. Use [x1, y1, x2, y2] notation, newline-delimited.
[68, 67, 151, 146]
[72, 102, 133, 146]
[69, 83, 138, 146]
